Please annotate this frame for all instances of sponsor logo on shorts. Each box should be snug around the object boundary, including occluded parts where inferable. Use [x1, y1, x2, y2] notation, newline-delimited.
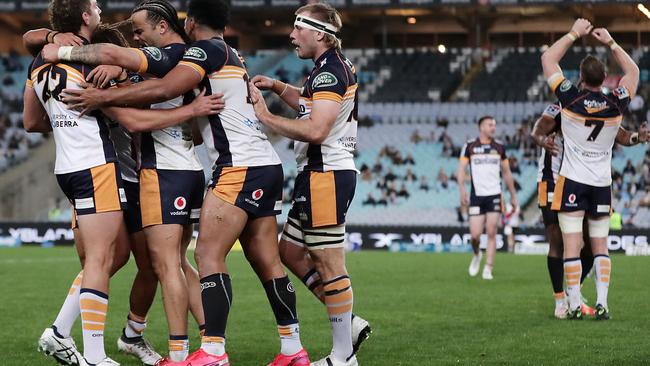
[566, 193, 578, 207]
[468, 206, 480, 215]
[274, 200, 283, 211]
[75, 197, 94, 210]
[252, 189, 264, 201]
[295, 196, 307, 203]
[287, 283, 295, 292]
[201, 282, 216, 291]
[597, 205, 611, 213]
[244, 198, 260, 208]
[493, 197, 500, 203]
[190, 208, 201, 219]
[174, 196, 187, 210]
[119, 188, 127, 203]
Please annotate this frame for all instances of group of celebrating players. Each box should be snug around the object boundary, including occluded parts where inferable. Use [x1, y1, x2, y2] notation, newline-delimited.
[458, 18, 648, 319]
[24, 0, 369, 365]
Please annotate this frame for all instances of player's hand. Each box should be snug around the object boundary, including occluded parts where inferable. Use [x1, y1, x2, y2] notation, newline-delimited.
[248, 82, 270, 121]
[87, 65, 124, 89]
[250, 75, 276, 91]
[53, 32, 84, 47]
[571, 18, 593, 37]
[591, 28, 613, 45]
[510, 196, 519, 211]
[190, 88, 225, 117]
[460, 190, 469, 207]
[639, 121, 649, 143]
[61, 84, 105, 116]
[41, 43, 61, 63]
[542, 132, 560, 156]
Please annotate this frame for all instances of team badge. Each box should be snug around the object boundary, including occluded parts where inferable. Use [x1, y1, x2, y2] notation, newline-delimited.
[312, 72, 338, 89]
[559, 79, 572, 92]
[252, 189, 264, 201]
[174, 196, 187, 210]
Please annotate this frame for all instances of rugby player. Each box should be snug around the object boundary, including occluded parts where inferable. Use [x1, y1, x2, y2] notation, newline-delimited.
[457, 116, 518, 280]
[58, 0, 309, 364]
[44, 1, 215, 361]
[249, 3, 364, 365]
[541, 19, 639, 319]
[532, 102, 647, 318]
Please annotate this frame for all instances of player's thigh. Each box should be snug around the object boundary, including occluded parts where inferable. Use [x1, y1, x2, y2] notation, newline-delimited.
[469, 214, 486, 238]
[195, 192, 248, 261]
[240, 216, 284, 282]
[485, 212, 500, 236]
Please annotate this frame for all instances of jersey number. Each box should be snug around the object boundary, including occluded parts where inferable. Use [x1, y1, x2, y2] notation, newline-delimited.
[243, 73, 252, 104]
[585, 120, 604, 141]
[37, 65, 67, 103]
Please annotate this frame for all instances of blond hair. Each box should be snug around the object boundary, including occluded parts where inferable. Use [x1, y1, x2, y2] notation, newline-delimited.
[295, 2, 342, 50]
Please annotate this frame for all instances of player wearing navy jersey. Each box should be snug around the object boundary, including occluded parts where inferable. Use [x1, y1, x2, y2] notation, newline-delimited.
[44, 1, 214, 363]
[541, 19, 639, 319]
[532, 101, 647, 319]
[457, 116, 518, 281]
[249, 3, 368, 366]
[59, 1, 308, 365]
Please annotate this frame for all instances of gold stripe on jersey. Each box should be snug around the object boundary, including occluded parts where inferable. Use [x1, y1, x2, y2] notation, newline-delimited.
[25, 79, 33, 88]
[179, 61, 206, 78]
[140, 169, 163, 227]
[30, 63, 51, 79]
[313, 91, 343, 103]
[459, 156, 469, 162]
[130, 48, 149, 74]
[549, 76, 565, 92]
[57, 64, 85, 81]
[90, 164, 122, 213]
[310, 171, 338, 227]
[221, 65, 246, 73]
[561, 109, 622, 126]
[551, 175, 565, 211]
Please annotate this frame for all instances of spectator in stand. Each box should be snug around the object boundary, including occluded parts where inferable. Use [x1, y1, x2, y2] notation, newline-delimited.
[377, 192, 388, 206]
[385, 169, 398, 182]
[397, 183, 410, 199]
[372, 157, 383, 174]
[360, 163, 372, 182]
[509, 156, 521, 175]
[436, 168, 449, 190]
[362, 193, 377, 206]
[419, 175, 430, 192]
[403, 153, 415, 165]
[623, 159, 636, 176]
[410, 129, 422, 144]
[404, 168, 417, 182]
[629, 94, 644, 123]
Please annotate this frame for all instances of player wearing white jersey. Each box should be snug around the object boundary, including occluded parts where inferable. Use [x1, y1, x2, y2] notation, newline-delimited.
[532, 103, 648, 319]
[457, 117, 518, 281]
[59, 1, 308, 365]
[541, 19, 639, 320]
[249, 4, 368, 366]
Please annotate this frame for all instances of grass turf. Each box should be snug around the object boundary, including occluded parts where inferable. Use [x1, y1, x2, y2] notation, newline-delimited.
[1, 247, 649, 365]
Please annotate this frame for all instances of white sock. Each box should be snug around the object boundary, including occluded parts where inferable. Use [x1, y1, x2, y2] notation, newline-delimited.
[324, 276, 354, 362]
[594, 255, 611, 308]
[278, 324, 302, 355]
[201, 336, 225, 356]
[563, 259, 582, 311]
[53, 271, 83, 338]
[79, 289, 108, 364]
[124, 313, 147, 339]
[169, 337, 189, 362]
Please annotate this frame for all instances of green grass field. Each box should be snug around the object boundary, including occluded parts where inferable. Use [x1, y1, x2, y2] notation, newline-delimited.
[1, 247, 650, 366]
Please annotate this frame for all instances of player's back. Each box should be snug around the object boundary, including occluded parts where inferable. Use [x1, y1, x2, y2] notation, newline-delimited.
[553, 79, 629, 186]
[28, 54, 116, 174]
[180, 38, 280, 168]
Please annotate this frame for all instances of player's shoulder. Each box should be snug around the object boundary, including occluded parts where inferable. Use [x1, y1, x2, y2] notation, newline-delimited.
[186, 38, 225, 57]
[493, 139, 505, 147]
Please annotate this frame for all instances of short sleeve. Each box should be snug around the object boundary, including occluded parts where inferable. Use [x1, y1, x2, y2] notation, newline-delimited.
[179, 40, 227, 79]
[311, 65, 347, 103]
[552, 77, 580, 106]
[612, 86, 631, 112]
[132, 46, 183, 78]
[499, 145, 507, 161]
[460, 142, 470, 161]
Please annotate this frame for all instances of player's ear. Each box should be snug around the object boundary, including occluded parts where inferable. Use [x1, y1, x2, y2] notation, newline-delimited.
[159, 19, 168, 35]
[82, 10, 91, 26]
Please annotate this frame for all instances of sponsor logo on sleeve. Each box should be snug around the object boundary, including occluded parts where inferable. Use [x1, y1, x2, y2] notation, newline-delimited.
[613, 87, 630, 100]
[559, 79, 572, 92]
[312, 72, 338, 89]
[142, 47, 162, 61]
[544, 104, 561, 117]
[184, 47, 208, 62]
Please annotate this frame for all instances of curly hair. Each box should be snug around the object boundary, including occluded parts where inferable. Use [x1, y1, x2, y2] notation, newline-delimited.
[92, 23, 130, 47]
[49, 0, 91, 33]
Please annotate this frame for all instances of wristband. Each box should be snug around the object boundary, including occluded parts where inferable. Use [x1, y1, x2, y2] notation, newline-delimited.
[45, 31, 52, 44]
[608, 40, 620, 51]
[116, 70, 129, 84]
[567, 31, 579, 42]
[57, 46, 74, 61]
[274, 79, 289, 97]
[630, 132, 639, 145]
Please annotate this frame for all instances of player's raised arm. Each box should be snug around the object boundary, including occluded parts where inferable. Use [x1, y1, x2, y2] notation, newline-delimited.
[615, 122, 649, 146]
[591, 28, 639, 98]
[23, 28, 83, 57]
[250, 74, 301, 111]
[42, 43, 144, 74]
[102, 89, 222, 132]
[541, 18, 593, 81]
[249, 82, 338, 144]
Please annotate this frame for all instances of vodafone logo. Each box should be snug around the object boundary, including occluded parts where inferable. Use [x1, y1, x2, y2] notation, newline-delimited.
[568, 194, 576, 204]
[174, 196, 187, 210]
[252, 189, 264, 201]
